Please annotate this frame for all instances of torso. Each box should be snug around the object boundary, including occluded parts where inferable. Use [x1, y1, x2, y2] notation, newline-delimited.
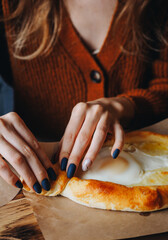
[63, 0, 118, 52]
[1, 0, 158, 140]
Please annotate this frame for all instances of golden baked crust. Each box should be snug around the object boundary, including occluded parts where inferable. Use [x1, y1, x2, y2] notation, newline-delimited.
[22, 163, 69, 196]
[61, 178, 168, 212]
[22, 131, 168, 212]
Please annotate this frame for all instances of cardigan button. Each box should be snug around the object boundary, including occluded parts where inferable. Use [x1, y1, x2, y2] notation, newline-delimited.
[90, 70, 101, 83]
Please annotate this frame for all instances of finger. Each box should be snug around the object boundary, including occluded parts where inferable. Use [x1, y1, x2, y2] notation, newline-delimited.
[66, 109, 102, 178]
[0, 136, 40, 192]
[8, 113, 56, 180]
[111, 121, 125, 159]
[82, 113, 109, 171]
[50, 140, 62, 164]
[0, 155, 23, 189]
[0, 123, 51, 192]
[59, 103, 87, 171]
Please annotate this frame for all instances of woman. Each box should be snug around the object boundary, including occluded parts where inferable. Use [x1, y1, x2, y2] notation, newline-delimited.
[0, 0, 168, 193]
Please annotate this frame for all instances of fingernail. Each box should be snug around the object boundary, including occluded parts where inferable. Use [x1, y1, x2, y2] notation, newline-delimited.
[112, 149, 120, 159]
[15, 180, 23, 189]
[61, 157, 68, 171]
[41, 178, 51, 191]
[47, 167, 57, 181]
[82, 159, 92, 171]
[33, 182, 42, 194]
[51, 152, 58, 164]
[67, 164, 76, 178]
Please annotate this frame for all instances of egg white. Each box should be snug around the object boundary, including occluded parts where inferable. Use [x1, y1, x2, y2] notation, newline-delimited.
[77, 143, 168, 186]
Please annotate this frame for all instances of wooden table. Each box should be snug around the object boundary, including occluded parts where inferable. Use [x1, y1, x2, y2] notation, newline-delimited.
[0, 191, 168, 240]
[0, 191, 44, 240]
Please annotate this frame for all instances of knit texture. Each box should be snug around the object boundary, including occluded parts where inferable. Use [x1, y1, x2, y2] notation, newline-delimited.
[1, 1, 168, 140]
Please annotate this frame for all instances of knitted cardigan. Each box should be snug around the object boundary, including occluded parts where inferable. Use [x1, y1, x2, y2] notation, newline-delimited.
[0, 0, 168, 140]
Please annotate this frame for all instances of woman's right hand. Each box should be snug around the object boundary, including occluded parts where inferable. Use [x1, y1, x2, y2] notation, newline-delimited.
[0, 112, 57, 193]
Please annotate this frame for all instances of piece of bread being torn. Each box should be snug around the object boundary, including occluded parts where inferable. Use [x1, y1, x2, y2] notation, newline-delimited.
[22, 131, 168, 212]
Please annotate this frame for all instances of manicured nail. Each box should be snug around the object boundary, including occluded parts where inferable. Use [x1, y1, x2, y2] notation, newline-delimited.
[51, 153, 56, 164]
[47, 167, 57, 181]
[15, 180, 23, 189]
[41, 178, 51, 191]
[33, 182, 42, 194]
[67, 164, 76, 178]
[61, 157, 68, 171]
[112, 149, 120, 159]
[82, 159, 92, 171]
[51, 152, 59, 164]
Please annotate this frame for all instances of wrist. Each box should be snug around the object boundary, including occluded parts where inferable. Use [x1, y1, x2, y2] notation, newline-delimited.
[112, 96, 135, 128]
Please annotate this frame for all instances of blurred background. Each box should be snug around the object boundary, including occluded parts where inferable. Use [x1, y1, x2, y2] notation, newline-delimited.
[0, 76, 13, 115]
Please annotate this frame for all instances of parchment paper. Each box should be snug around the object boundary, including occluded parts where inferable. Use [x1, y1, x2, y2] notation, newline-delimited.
[0, 176, 20, 207]
[23, 119, 168, 239]
[24, 190, 168, 240]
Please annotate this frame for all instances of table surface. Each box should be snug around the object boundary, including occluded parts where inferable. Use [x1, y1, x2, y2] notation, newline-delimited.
[0, 191, 168, 240]
[0, 191, 44, 240]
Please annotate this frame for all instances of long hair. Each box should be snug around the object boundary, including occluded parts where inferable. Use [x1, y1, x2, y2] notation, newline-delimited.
[2, 0, 168, 60]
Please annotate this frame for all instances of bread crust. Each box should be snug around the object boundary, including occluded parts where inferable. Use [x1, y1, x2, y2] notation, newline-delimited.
[61, 178, 168, 212]
[22, 164, 69, 196]
[23, 131, 168, 212]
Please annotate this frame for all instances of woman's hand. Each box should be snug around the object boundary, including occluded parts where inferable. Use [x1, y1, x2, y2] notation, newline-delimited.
[0, 112, 57, 193]
[58, 97, 135, 178]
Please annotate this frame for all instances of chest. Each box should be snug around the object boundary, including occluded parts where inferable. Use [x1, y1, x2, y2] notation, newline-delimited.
[63, 0, 118, 52]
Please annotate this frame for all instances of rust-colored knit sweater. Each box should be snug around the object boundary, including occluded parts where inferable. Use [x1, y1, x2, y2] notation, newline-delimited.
[0, 1, 168, 140]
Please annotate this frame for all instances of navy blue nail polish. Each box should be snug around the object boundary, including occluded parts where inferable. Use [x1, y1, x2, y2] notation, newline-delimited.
[61, 157, 68, 171]
[67, 164, 76, 178]
[33, 182, 42, 194]
[15, 180, 23, 189]
[47, 167, 57, 181]
[51, 153, 58, 164]
[112, 149, 120, 159]
[41, 178, 51, 191]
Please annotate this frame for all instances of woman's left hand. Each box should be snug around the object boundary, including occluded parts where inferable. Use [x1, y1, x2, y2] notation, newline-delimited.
[58, 97, 134, 178]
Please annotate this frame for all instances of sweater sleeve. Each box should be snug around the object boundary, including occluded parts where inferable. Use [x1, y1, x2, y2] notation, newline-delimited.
[117, 47, 168, 130]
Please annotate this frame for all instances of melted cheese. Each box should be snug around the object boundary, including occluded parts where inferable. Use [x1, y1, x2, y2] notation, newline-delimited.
[78, 144, 168, 186]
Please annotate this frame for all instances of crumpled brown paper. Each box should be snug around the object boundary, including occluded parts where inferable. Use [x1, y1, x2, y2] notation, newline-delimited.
[24, 190, 168, 240]
[23, 119, 168, 240]
[0, 176, 20, 207]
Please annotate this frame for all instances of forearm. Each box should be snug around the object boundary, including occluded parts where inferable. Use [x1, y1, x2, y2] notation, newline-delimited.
[116, 86, 168, 130]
